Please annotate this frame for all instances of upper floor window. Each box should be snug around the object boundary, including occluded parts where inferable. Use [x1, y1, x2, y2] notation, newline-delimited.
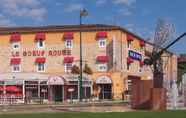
[64, 63, 72, 73]
[37, 40, 45, 48]
[35, 32, 45, 49]
[35, 57, 46, 72]
[127, 34, 134, 48]
[98, 63, 107, 72]
[37, 63, 45, 72]
[12, 64, 21, 72]
[98, 39, 106, 48]
[65, 40, 73, 49]
[12, 42, 20, 50]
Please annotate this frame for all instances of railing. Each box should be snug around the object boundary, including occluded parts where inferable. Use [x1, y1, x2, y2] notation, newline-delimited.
[0, 95, 24, 105]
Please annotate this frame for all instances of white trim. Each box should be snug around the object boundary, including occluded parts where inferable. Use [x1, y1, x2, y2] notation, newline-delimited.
[96, 76, 112, 84]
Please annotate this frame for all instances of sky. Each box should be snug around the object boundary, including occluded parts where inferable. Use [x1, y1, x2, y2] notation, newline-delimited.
[0, 0, 186, 54]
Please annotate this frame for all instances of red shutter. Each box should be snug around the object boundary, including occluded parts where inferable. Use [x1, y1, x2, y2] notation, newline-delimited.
[127, 57, 133, 64]
[35, 32, 46, 41]
[139, 40, 145, 47]
[10, 58, 21, 65]
[96, 32, 107, 38]
[127, 34, 134, 41]
[140, 61, 144, 66]
[96, 56, 109, 63]
[10, 33, 21, 42]
[64, 56, 74, 63]
[63, 32, 74, 40]
[35, 57, 46, 63]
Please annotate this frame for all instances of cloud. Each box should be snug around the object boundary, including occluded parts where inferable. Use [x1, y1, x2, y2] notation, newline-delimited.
[0, 14, 15, 26]
[96, 0, 107, 5]
[64, 3, 84, 12]
[0, 0, 47, 22]
[113, 0, 136, 6]
[118, 8, 133, 16]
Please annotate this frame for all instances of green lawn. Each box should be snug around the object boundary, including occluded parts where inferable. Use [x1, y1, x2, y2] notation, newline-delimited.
[0, 111, 186, 118]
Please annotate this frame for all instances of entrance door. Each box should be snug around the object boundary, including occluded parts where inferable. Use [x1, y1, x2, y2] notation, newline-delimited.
[99, 84, 112, 99]
[53, 85, 63, 102]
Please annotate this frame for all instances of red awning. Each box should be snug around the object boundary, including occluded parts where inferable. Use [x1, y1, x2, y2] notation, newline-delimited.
[139, 61, 144, 66]
[6, 86, 21, 92]
[10, 33, 21, 42]
[96, 56, 109, 63]
[127, 34, 134, 41]
[35, 57, 46, 63]
[35, 32, 46, 41]
[127, 57, 133, 64]
[10, 58, 21, 65]
[64, 56, 74, 63]
[63, 32, 74, 39]
[0, 86, 3, 91]
[139, 40, 145, 47]
[96, 32, 107, 38]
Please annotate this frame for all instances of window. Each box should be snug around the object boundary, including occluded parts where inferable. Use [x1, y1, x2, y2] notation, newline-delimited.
[98, 39, 106, 48]
[12, 64, 21, 72]
[98, 63, 107, 72]
[139, 66, 143, 72]
[37, 40, 45, 48]
[65, 40, 73, 49]
[12, 42, 20, 50]
[37, 63, 45, 72]
[64, 63, 72, 73]
[127, 41, 131, 48]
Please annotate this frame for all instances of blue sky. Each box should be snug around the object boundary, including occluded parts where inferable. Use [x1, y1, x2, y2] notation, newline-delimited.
[0, 0, 186, 54]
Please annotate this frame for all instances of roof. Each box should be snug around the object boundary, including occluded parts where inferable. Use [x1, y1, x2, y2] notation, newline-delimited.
[0, 24, 152, 44]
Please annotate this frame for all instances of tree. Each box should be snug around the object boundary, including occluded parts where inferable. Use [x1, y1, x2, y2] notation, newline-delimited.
[83, 64, 93, 75]
[71, 65, 80, 74]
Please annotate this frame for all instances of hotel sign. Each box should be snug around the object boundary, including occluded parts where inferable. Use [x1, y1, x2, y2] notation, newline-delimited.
[128, 50, 142, 61]
[11, 49, 71, 57]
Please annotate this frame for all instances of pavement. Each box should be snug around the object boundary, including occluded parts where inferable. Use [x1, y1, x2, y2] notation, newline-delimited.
[0, 101, 133, 114]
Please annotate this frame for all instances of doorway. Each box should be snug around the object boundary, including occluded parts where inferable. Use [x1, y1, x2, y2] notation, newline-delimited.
[98, 84, 112, 100]
[52, 85, 63, 102]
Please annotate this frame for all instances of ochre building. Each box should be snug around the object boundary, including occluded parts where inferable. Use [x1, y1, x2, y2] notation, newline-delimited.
[0, 24, 177, 103]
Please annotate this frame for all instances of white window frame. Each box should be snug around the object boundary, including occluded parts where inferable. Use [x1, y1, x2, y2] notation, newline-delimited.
[65, 40, 73, 49]
[37, 63, 45, 72]
[98, 63, 107, 72]
[12, 64, 21, 72]
[12, 42, 20, 50]
[98, 38, 106, 48]
[37, 40, 45, 49]
[64, 63, 72, 73]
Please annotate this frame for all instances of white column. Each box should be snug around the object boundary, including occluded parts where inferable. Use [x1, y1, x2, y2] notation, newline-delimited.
[23, 80, 25, 102]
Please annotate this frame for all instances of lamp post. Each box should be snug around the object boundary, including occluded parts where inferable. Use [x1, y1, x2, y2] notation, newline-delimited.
[79, 9, 88, 102]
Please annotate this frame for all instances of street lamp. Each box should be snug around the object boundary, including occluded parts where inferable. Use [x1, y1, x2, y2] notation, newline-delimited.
[79, 9, 88, 102]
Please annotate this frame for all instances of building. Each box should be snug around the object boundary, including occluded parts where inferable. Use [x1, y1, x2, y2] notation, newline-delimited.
[0, 24, 177, 104]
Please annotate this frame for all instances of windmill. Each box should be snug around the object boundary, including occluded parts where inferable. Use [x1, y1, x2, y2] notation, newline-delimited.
[144, 18, 175, 88]
[144, 19, 186, 88]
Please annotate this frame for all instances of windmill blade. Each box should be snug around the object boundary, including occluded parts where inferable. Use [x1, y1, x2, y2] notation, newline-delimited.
[153, 18, 175, 53]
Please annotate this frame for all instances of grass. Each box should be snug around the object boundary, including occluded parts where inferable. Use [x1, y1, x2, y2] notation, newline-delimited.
[0, 111, 186, 118]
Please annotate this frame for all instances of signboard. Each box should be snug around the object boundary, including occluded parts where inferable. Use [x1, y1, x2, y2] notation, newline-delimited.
[47, 76, 65, 85]
[68, 88, 74, 92]
[96, 76, 112, 84]
[128, 50, 142, 61]
[11, 49, 71, 57]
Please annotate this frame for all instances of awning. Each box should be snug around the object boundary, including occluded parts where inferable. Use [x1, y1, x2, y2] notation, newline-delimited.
[96, 56, 109, 63]
[10, 58, 21, 65]
[48, 76, 65, 85]
[64, 56, 74, 63]
[127, 34, 134, 41]
[6, 86, 21, 92]
[139, 40, 145, 47]
[35, 57, 46, 63]
[35, 32, 46, 41]
[96, 31, 107, 38]
[127, 57, 133, 64]
[96, 76, 112, 84]
[0, 86, 3, 91]
[10, 33, 21, 42]
[63, 32, 74, 40]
